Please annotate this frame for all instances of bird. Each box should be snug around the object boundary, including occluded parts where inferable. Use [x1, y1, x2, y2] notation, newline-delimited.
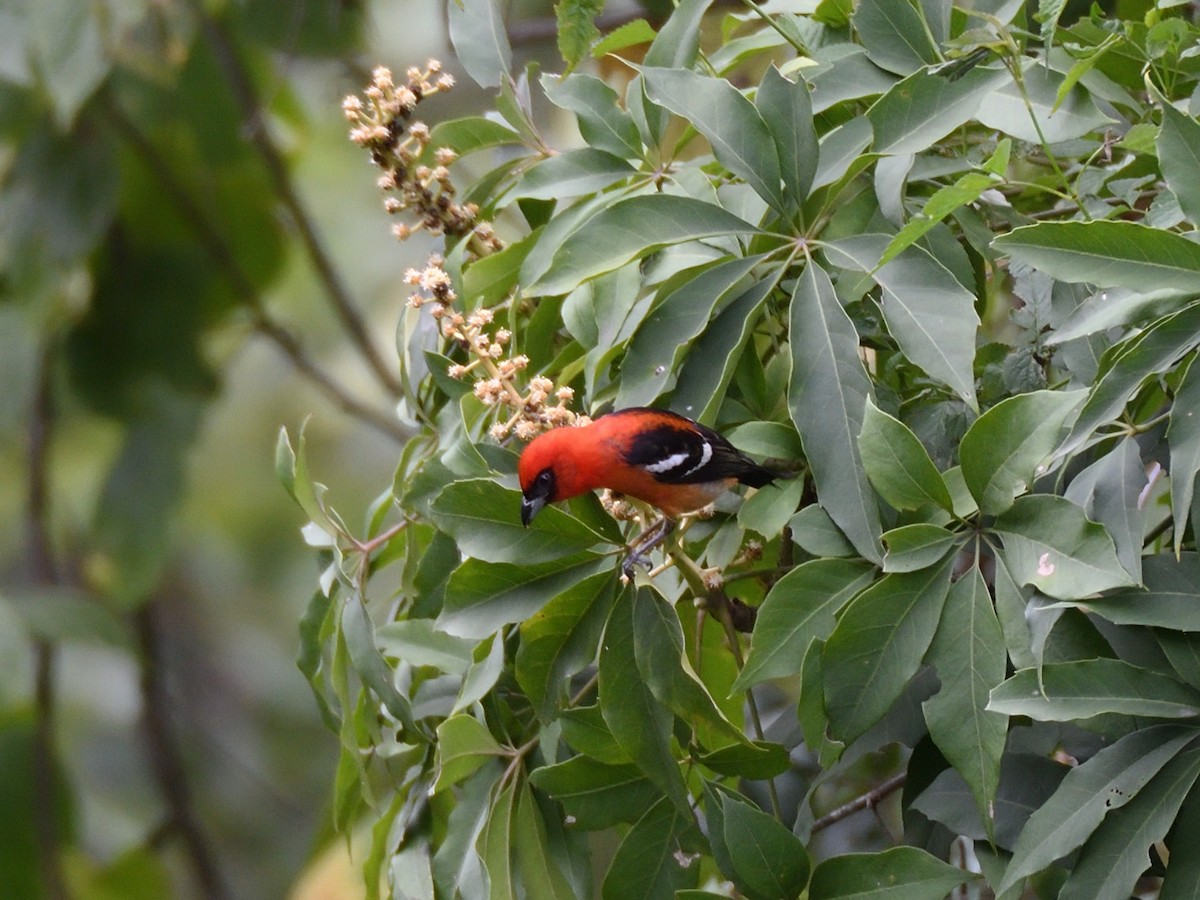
[518, 407, 781, 573]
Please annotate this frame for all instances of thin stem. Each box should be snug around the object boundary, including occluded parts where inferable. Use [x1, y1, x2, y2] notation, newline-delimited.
[188, 1, 404, 398]
[26, 341, 70, 900]
[810, 772, 907, 834]
[740, 0, 808, 55]
[100, 95, 407, 443]
[136, 603, 233, 900]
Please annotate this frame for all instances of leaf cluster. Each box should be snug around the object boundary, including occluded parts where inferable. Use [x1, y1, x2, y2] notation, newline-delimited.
[284, 0, 1200, 897]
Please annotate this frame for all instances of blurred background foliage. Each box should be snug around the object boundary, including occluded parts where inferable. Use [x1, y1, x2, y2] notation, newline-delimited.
[0, 0, 592, 895]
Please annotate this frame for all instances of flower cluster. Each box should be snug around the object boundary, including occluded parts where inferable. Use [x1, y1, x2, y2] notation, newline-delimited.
[404, 257, 585, 441]
[344, 62, 500, 250]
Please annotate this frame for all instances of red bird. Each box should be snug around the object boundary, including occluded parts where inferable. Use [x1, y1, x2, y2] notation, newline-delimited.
[518, 408, 779, 569]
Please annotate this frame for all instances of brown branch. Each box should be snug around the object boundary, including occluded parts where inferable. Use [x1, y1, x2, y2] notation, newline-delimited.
[100, 95, 407, 444]
[26, 341, 70, 900]
[810, 772, 907, 834]
[136, 602, 232, 900]
[188, 2, 404, 399]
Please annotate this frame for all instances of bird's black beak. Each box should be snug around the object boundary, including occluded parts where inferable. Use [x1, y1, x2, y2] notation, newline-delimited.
[521, 469, 556, 526]
[520, 493, 546, 526]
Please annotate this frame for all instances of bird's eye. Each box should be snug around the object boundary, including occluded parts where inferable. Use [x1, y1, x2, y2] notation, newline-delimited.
[536, 470, 553, 486]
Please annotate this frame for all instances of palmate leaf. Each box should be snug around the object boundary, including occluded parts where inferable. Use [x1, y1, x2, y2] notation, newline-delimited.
[447, 0, 511, 89]
[529, 756, 660, 830]
[639, 66, 786, 214]
[994, 221, 1200, 294]
[601, 797, 694, 900]
[858, 398, 954, 512]
[1158, 101, 1200, 226]
[733, 558, 876, 691]
[599, 590, 689, 811]
[1170, 355, 1200, 555]
[922, 563, 1007, 840]
[788, 261, 883, 562]
[853, 0, 939, 75]
[526, 195, 761, 296]
[1059, 749, 1200, 900]
[988, 660, 1200, 721]
[823, 557, 954, 744]
[810, 847, 977, 899]
[998, 725, 1198, 893]
[958, 389, 1086, 515]
[826, 236, 980, 408]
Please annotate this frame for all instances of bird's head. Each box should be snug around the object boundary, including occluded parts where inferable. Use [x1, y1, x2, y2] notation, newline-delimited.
[517, 427, 584, 526]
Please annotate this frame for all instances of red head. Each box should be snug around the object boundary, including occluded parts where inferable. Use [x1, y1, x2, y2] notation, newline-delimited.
[517, 425, 600, 525]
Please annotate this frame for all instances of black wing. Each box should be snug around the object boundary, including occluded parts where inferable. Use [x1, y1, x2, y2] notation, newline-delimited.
[617, 411, 778, 487]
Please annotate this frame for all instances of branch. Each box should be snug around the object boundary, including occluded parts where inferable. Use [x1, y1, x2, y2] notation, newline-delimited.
[136, 602, 232, 900]
[100, 95, 407, 444]
[26, 341, 70, 900]
[189, 2, 404, 399]
[810, 772, 907, 834]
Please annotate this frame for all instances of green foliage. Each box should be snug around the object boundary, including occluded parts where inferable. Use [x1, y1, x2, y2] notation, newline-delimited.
[287, 1, 1200, 897]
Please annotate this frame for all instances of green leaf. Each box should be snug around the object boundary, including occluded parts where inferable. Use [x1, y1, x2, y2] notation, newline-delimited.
[882, 523, 957, 573]
[672, 274, 778, 424]
[462, 230, 540, 308]
[513, 780, 577, 899]
[994, 221, 1200, 294]
[447, 0, 512, 89]
[721, 792, 811, 900]
[428, 116, 524, 157]
[511, 149, 636, 201]
[737, 477, 806, 540]
[789, 261, 883, 563]
[526, 195, 759, 296]
[992, 494, 1137, 599]
[977, 62, 1113, 143]
[438, 554, 610, 639]
[958, 389, 1085, 515]
[809, 847, 975, 899]
[343, 594, 419, 737]
[734, 559, 876, 691]
[478, 779, 518, 900]
[601, 797, 692, 900]
[560, 705, 630, 764]
[1062, 302, 1200, 456]
[542, 73, 643, 160]
[529, 757, 661, 830]
[824, 557, 954, 744]
[998, 725, 1198, 894]
[434, 715, 506, 792]
[859, 399, 953, 512]
[1064, 437, 1144, 582]
[756, 65, 818, 210]
[1160, 779, 1200, 899]
[693, 741, 792, 779]
[788, 505, 858, 558]
[1171, 356, 1200, 554]
[516, 571, 616, 719]
[430, 479, 614, 564]
[640, 67, 785, 214]
[878, 142, 1008, 267]
[867, 65, 1010, 156]
[555, 0, 604, 71]
[1159, 103, 1200, 226]
[827, 236, 980, 408]
[453, 630, 507, 714]
[29, 0, 108, 127]
[853, 0, 939, 75]
[1060, 748, 1200, 900]
[1048, 286, 1197, 347]
[592, 19, 657, 58]
[813, 118, 875, 190]
[617, 255, 764, 408]
[376, 619, 476, 674]
[599, 592, 689, 809]
[632, 589, 745, 747]
[922, 563, 1008, 840]
[989, 661, 1200, 721]
[1080, 554, 1200, 631]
